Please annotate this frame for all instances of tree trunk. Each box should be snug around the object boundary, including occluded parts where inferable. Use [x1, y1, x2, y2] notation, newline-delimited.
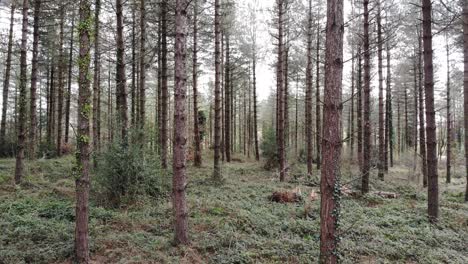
[386, 42, 393, 168]
[192, 0, 202, 167]
[0, 3, 15, 148]
[213, 0, 222, 181]
[305, 0, 313, 176]
[377, 2, 384, 180]
[161, 0, 169, 168]
[463, 3, 468, 202]
[320, 0, 344, 261]
[116, 0, 128, 144]
[92, 0, 101, 168]
[65, 13, 75, 144]
[418, 50, 427, 186]
[362, 0, 371, 194]
[422, 0, 439, 222]
[277, 0, 287, 182]
[29, 0, 41, 159]
[139, 0, 146, 145]
[224, 35, 231, 162]
[131, 4, 137, 127]
[173, 0, 189, 244]
[56, 7, 65, 157]
[253, 57, 260, 161]
[445, 36, 451, 184]
[315, 19, 321, 170]
[75, 0, 92, 261]
[357, 48, 363, 170]
[14, 0, 29, 184]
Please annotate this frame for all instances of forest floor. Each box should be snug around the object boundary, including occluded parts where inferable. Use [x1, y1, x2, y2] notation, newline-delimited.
[0, 155, 467, 264]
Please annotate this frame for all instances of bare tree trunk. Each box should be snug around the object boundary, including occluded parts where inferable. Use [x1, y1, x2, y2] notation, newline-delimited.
[464, 2, 468, 202]
[305, 0, 313, 176]
[29, 0, 41, 159]
[357, 48, 363, 170]
[422, 0, 439, 222]
[75, 0, 92, 261]
[445, 36, 451, 184]
[131, 4, 137, 127]
[386, 42, 393, 168]
[173, 0, 189, 244]
[213, 0, 222, 181]
[253, 57, 260, 161]
[116, 0, 128, 144]
[320, 0, 344, 261]
[224, 35, 231, 162]
[377, 2, 384, 180]
[93, 0, 101, 168]
[14, 0, 29, 184]
[161, 0, 169, 168]
[418, 45, 427, 187]
[192, 0, 202, 167]
[315, 19, 321, 170]
[65, 13, 75, 144]
[350, 49, 355, 160]
[0, 3, 15, 148]
[277, 0, 287, 182]
[139, 0, 146, 145]
[56, 7, 65, 157]
[362, 0, 371, 194]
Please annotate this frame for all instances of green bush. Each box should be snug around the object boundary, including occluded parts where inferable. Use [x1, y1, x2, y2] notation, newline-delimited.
[260, 126, 278, 170]
[94, 143, 169, 208]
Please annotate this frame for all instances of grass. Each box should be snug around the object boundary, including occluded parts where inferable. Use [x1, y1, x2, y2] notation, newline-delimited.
[0, 155, 467, 263]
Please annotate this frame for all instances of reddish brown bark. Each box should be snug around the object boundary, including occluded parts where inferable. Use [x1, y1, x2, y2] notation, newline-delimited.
[422, 0, 439, 222]
[320, 0, 344, 261]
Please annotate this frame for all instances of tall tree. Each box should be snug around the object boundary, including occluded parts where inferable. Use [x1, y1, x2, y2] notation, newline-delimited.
[93, 0, 101, 167]
[377, 1, 384, 180]
[75, 0, 92, 261]
[305, 0, 313, 176]
[57, 6, 66, 157]
[362, 0, 371, 194]
[173, 0, 189, 244]
[445, 36, 451, 184]
[160, 0, 169, 168]
[0, 3, 15, 148]
[315, 14, 322, 170]
[65, 12, 75, 143]
[224, 35, 231, 162]
[463, 2, 468, 202]
[29, 0, 41, 159]
[422, 0, 439, 221]
[192, 0, 202, 167]
[139, 0, 146, 144]
[116, 0, 128, 144]
[320, 0, 344, 261]
[213, 0, 222, 181]
[277, 0, 287, 182]
[14, 0, 30, 184]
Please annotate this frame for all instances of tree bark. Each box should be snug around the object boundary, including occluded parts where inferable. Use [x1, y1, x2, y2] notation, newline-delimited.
[56, 7, 65, 157]
[362, 0, 371, 194]
[422, 0, 439, 222]
[386, 42, 393, 169]
[315, 19, 321, 170]
[277, 0, 287, 182]
[14, 0, 29, 184]
[224, 35, 231, 162]
[75, 0, 92, 261]
[213, 0, 222, 181]
[320, 0, 344, 261]
[173, 0, 189, 244]
[0, 3, 15, 148]
[377, 2, 384, 180]
[116, 0, 128, 144]
[357, 48, 363, 170]
[192, 0, 202, 167]
[161, 0, 169, 168]
[139, 0, 146, 145]
[253, 57, 260, 161]
[65, 13, 75, 144]
[464, 2, 468, 202]
[445, 36, 451, 184]
[29, 0, 41, 159]
[305, 0, 313, 176]
[92, 0, 101, 168]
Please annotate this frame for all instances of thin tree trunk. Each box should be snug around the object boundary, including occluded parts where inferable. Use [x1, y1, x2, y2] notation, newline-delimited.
[213, 0, 222, 181]
[0, 3, 15, 148]
[161, 0, 169, 168]
[29, 0, 41, 159]
[320, 0, 344, 261]
[92, 0, 101, 168]
[75, 0, 92, 261]
[422, 0, 439, 222]
[305, 0, 313, 176]
[315, 18, 321, 170]
[57, 7, 65, 157]
[224, 35, 231, 162]
[139, 0, 146, 145]
[445, 36, 451, 184]
[253, 57, 260, 161]
[463, 3, 468, 202]
[377, 2, 384, 180]
[357, 48, 363, 170]
[277, 0, 286, 182]
[362, 0, 371, 194]
[14, 0, 29, 184]
[65, 13, 75, 144]
[350, 48, 355, 160]
[131, 4, 137, 127]
[116, 0, 128, 143]
[418, 51, 427, 186]
[192, 0, 202, 167]
[386, 42, 393, 168]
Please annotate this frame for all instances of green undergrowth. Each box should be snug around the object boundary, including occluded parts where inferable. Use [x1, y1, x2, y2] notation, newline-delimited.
[0, 156, 467, 263]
